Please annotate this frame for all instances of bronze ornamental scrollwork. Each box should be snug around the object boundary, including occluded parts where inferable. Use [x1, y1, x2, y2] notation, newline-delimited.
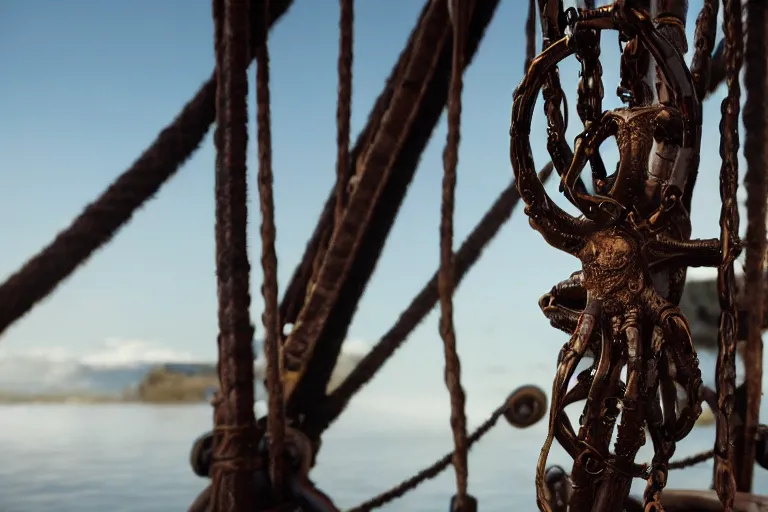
[510, 2, 734, 511]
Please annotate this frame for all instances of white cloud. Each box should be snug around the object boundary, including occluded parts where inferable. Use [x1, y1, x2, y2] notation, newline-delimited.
[78, 337, 200, 368]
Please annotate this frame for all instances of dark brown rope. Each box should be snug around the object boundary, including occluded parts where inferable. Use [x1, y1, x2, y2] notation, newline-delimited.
[737, 0, 767, 492]
[321, 164, 555, 431]
[691, 0, 720, 99]
[524, 0, 536, 72]
[254, 0, 287, 502]
[334, 0, 354, 228]
[346, 404, 506, 512]
[280, 0, 455, 390]
[667, 449, 716, 470]
[684, 0, 720, 213]
[0, 79, 215, 338]
[0, 0, 295, 339]
[713, 0, 744, 506]
[210, 0, 258, 509]
[439, 1, 471, 505]
[277, 4, 420, 330]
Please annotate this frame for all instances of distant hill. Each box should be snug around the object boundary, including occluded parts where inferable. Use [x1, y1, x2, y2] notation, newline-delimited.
[127, 363, 219, 403]
[680, 273, 767, 350]
[0, 339, 367, 404]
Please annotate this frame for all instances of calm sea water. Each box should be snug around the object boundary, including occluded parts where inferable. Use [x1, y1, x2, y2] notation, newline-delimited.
[1, 404, 765, 511]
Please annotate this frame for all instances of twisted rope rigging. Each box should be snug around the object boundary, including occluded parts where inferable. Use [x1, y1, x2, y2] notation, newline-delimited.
[713, 0, 744, 506]
[0, 0, 295, 340]
[334, 0, 354, 228]
[320, 165, 554, 431]
[685, 0, 719, 213]
[524, 0, 536, 72]
[667, 449, 715, 470]
[0, 80, 214, 337]
[281, 0, 458, 406]
[210, 0, 258, 509]
[254, 0, 288, 502]
[439, 0, 471, 507]
[738, 0, 768, 491]
[5, 1, 767, 510]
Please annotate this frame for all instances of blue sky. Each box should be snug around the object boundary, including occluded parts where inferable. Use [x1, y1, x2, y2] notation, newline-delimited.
[0, 1, 745, 414]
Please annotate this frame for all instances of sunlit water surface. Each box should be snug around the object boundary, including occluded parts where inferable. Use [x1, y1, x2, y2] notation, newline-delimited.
[1, 404, 766, 511]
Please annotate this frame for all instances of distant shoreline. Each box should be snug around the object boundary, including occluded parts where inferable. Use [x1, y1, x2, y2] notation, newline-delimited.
[0, 392, 127, 404]
[0, 391, 209, 405]
[0, 350, 366, 405]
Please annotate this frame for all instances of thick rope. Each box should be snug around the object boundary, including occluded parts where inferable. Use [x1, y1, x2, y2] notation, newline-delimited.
[439, 0, 470, 506]
[334, 0, 354, 227]
[281, 0, 456, 400]
[524, 0, 536, 72]
[0, 0, 295, 339]
[0, 79, 214, 338]
[713, 0, 744, 507]
[254, 0, 288, 502]
[210, 0, 258, 509]
[321, 164, 554, 431]
[684, 0, 720, 213]
[737, 0, 768, 492]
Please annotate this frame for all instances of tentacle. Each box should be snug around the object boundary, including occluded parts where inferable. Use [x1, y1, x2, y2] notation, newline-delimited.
[573, 23, 608, 184]
[511, 37, 597, 256]
[561, 112, 622, 223]
[538, 0, 588, 196]
[646, 236, 726, 269]
[583, 344, 624, 451]
[644, 392, 673, 512]
[658, 354, 680, 438]
[591, 313, 647, 511]
[564, 366, 596, 409]
[536, 298, 601, 512]
[645, 293, 703, 441]
[557, 367, 594, 460]
[643, 333, 673, 512]
[570, 331, 625, 508]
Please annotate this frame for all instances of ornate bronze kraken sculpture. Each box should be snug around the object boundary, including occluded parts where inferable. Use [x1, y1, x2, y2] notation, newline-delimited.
[510, 2, 734, 511]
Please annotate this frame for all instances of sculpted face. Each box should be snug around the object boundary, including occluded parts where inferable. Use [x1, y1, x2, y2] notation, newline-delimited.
[580, 230, 644, 307]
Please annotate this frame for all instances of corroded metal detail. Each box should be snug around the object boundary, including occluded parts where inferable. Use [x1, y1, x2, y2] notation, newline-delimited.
[509, 2, 730, 511]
